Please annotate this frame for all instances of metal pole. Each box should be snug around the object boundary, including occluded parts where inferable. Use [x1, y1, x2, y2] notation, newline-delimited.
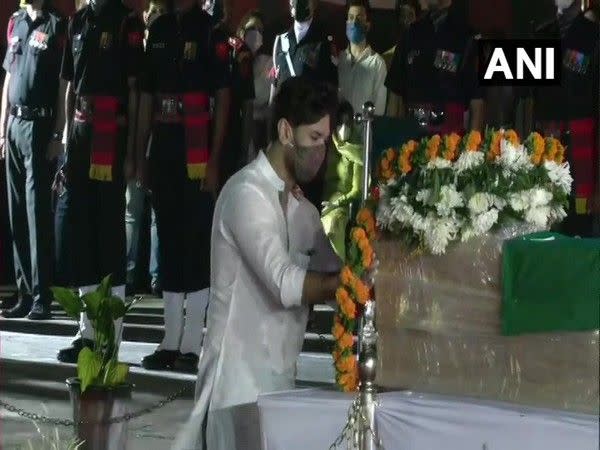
[354, 102, 378, 450]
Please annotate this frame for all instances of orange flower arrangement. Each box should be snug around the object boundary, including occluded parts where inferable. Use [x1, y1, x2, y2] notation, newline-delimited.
[398, 140, 418, 175]
[555, 141, 565, 164]
[379, 148, 397, 181]
[530, 132, 545, 165]
[504, 129, 519, 146]
[488, 130, 503, 161]
[442, 133, 461, 161]
[544, 137, 559, 162]
[426, 134, 442, 161]
[333, 205, 378, 392]
[466, 130, 482, 152]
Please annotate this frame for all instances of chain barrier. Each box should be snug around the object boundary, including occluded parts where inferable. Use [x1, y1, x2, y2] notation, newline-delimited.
[0, 384, 192, 426]
[329, 395, 383, 450]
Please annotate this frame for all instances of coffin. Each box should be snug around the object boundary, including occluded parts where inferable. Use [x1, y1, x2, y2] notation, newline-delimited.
[374, 228, 599, 414]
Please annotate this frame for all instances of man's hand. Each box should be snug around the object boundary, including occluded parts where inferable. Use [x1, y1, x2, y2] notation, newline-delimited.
[52, 165, 67, 197]
[204, 157, 220, 199]
[46, 140, 63, 161]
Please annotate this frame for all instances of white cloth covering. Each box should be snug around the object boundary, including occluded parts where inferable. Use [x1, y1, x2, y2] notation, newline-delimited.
[172, 151, 340, 450]
[258, 389, 600, 450]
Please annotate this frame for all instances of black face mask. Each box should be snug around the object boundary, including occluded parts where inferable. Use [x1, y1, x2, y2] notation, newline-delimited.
[291, 0, 311, 22]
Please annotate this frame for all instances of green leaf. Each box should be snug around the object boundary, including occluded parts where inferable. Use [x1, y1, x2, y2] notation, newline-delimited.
[104, 360, 129, 386]
[77, 347, 102, 393]
[81, 291, 102, 320]
[50, 287, 82, 320]
[98, 274, 112, 299]
[109, 296, 127, 320]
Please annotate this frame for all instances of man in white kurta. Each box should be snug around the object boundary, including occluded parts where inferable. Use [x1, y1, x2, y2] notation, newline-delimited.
[173, 77, 340, 450]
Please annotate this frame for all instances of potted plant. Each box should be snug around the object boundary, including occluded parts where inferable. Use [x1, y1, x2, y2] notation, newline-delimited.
[52, 275, 140, 450]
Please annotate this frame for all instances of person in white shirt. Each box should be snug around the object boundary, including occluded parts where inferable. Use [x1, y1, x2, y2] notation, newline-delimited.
[338, 0, 387, 116]
[172, 77, 341, 450]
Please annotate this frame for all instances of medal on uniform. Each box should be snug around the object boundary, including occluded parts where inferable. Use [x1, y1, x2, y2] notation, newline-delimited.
[29, 31, 48, 51]
[563, 49, 589, 75]
[99, 32, 113, 50]
[434, 49, 461, 73]
[184, 42, 197, 61]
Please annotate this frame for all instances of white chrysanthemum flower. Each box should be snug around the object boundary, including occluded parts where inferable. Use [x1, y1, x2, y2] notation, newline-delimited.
[423, 215, 460, 255]
[436, 185, 464, 216]
[472, 208, 499, 234]
[468, 192, 492, 215]
[426, 157, 452, 170]
[461, 227, 476, 242]
[454, 151, 484, 173]
[498, 139, 532, 173]
[529, 188, 553, 207]
[525, 206, 551, 228]
[548, 206, 567, 223]
[509, 191, 529, 211]
[544, 160, 573, 194]
[416, 189, 431, 204]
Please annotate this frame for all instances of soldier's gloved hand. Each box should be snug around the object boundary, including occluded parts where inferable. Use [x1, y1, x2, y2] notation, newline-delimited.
[52, 166, 67, 197]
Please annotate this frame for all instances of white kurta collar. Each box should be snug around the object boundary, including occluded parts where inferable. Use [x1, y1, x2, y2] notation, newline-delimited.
[256, 151, 286, 192]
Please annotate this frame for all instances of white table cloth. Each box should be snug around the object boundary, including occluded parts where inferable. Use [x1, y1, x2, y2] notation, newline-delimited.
[258, 389, 599, 450]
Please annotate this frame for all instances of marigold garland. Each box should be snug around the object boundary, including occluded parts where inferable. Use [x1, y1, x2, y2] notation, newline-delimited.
[333, 206, 377, 392]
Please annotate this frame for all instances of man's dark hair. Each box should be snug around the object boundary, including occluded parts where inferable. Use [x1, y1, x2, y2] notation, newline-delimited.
[269, 77, 338, 143]
[347, 0, 372, 20]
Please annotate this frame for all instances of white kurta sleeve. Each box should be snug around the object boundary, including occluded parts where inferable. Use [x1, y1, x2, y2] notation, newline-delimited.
[373, 56, 388, 116]
[222, 184, 307, 308]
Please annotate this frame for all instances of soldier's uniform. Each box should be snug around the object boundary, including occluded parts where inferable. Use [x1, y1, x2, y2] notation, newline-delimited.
[212, 23, 254, 186]
[2, 7, 66, 319]
[139, 3, 232, 372]
[56, 0, 144, 362]
[533, 10, 599, 237]
[271, 20, 338, 211]
[385, 7, 482, 135]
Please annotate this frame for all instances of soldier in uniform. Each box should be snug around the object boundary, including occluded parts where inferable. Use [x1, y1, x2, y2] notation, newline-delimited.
[385, 0, 484, 135]
[0, 0, 66, 319]
[136, 0, 232, 372]
[270, 0, 338, 211]
[531, 0, 599, 236]
[204, 0, 254, 186]
[56, 0, 145, 362]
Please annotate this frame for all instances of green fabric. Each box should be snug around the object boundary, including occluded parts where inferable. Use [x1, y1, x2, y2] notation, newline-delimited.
[502, 232, 600, 336]
[322, 134, 364, 261]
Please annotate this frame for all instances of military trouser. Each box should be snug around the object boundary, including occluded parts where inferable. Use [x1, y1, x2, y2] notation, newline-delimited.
[5, 115, 53, 304]
[65, 120, 127, 287]
[149, 123, 213, 293]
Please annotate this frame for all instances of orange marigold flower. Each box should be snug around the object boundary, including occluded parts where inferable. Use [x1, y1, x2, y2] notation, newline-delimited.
[357, 208, 374, 225]
[358, 237, 371, 253]
[335, 287, 350, 305]
[340, 266, 354, 286]
[426, 134, 442, 160]
[332, 319, 345, 340]
[340, 295, 357, 318]
[381, 158, 390, 171]
[339, 332, 354, 350]
[466, 130, 482, 152]
[354, 279, 370, 305]
[385, 148, 397, 160]
[505, 129, 519, 146]
[555, 144, 565, 164]
[332, 349, 341, 362]
[336, 355, 357, 373]
[352, 227, 367, 243]
[339, 370, 359, 392]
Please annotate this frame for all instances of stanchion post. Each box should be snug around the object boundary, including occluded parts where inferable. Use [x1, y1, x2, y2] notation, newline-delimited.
[354, 102, 378, 450]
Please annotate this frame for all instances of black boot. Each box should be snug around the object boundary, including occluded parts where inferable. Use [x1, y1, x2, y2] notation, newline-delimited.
[1, 296, 33, 318]
[27, 302, 52, 320]
[57, 338, 95, 363]
[141, 349, 181, 370]
[173, 353, 199, 374]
